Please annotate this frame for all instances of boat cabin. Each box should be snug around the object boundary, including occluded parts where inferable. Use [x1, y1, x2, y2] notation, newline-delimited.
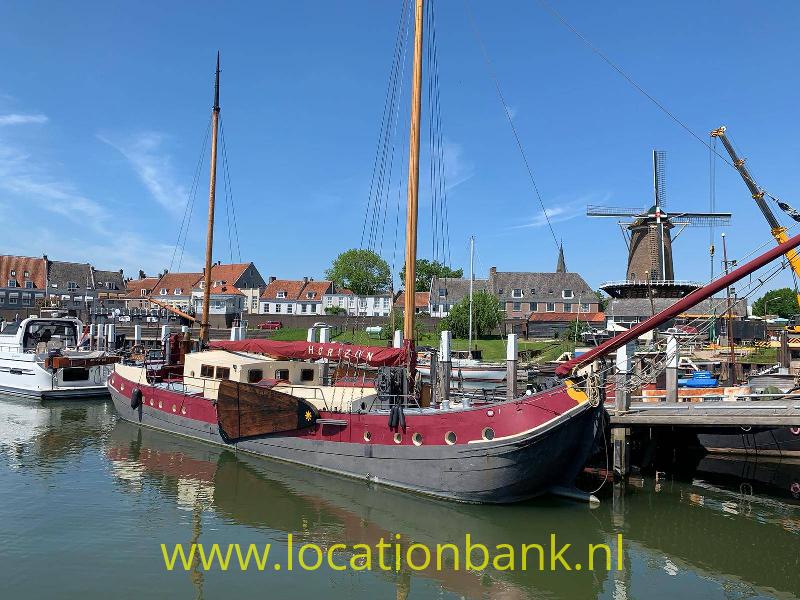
[0, 316, 82, 353]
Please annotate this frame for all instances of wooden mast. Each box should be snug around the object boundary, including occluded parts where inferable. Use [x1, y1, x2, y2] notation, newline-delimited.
[403, 0, 424, 341]
[199, 53, 221, 344]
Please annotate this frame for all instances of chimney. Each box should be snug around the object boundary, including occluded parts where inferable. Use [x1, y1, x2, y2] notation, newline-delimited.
[139, 270, 146, 279]
[269, 276, 276, 283]
[303, 276, 309, 284]
[490, 266, 497, 276]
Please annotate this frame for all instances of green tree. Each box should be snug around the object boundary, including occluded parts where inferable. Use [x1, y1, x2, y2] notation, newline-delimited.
[324, 306, 346, 315]
[440, 291, 502, 339]
[595, 290, 609, 312]
[399, 259, 463, 292]
[752, 287, 799, 318]
[325, 249, 391, 296]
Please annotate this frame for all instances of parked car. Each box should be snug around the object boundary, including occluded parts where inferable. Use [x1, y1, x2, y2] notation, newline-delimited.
[312, 322, 330, 328]
[257, 321, 283, 330]
[145, 316, 159, 323]
[118, 315, 131, 323]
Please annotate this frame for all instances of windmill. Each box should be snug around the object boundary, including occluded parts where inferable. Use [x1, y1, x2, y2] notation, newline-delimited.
[588, 151, 731, 287]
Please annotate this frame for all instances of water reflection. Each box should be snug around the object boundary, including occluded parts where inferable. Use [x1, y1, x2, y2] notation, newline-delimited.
[1, 398, 799, 599]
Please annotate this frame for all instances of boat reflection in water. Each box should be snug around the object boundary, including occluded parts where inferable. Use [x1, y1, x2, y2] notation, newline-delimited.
[105, 418, 800, 599]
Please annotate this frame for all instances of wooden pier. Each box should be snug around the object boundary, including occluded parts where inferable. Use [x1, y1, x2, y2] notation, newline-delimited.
[609, 400, 800, 427]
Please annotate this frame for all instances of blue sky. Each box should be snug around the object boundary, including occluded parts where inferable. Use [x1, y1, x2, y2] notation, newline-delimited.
[2, 1, 800, 293]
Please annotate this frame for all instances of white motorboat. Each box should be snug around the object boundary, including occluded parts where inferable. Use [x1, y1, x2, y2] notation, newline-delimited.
[0, 316, 118, 400]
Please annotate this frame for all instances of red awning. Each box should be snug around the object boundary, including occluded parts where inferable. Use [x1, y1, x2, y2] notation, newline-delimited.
[209, 339, 407, 367]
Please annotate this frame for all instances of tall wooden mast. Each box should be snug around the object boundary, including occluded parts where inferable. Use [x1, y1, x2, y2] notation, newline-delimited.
[199, 53, 221, 344]
[403, 0, 424, 341]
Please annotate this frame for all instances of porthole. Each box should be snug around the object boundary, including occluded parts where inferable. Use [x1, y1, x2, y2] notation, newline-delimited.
[412, 432, 423, 446]
[171, 405, 177, 413]
[482, 427, 495, 441]
[393, 432, 402, 444]
[110, 377, 115, 385]
[445, 431, 457, 445]
[158, 401, 163, 409]
[181, 407, 187, 415]
[149, 399, 154, 407]
[120, 384, 125, 392]
[364, 431, 372, 442]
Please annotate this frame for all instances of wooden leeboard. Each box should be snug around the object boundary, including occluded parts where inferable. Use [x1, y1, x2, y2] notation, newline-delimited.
[217, 380, 319, 440]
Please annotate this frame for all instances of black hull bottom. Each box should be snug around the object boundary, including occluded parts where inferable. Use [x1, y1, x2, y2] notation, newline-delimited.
[110, 387, 602, 504]
[698, 427, 800, 457]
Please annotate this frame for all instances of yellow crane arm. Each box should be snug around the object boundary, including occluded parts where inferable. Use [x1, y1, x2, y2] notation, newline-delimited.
[711, 126, 800, 311]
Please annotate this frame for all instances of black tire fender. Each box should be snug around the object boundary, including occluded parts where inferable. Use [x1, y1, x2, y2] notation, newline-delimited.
[130, 388, 143, 410]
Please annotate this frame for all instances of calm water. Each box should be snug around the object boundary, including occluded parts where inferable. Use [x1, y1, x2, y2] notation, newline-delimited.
[0, 398, 798, 600]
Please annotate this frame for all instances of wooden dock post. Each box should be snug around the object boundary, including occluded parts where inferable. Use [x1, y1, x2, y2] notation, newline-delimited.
[666, 333, 679, 403]
[506, 333, 518, 401]
[88, 323, 96, 350]
[439, 330, 451, 409]
[133, 324, 142, 345]
[780, 329, 790, 368]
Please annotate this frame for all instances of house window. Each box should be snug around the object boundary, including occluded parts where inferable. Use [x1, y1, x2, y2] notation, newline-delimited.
[140, 289, 148, 297]
[248, 369, 263, 383]
[306, 292, 315, 299]
[23, 270, 29, 277]
[277, 291, 287, 298]
[9, 294, 18, 304]
[22, 293, 31, 306]
[286, 304, 293, 314]
[301, 369, 315, 382]
[581, 303, 590, 312]
[546, 302, 555, 312]
[275, 303, 281, 313]
[530, 302, 537, 312]
[432, 304, 439, 313]
[215, 367, 230, 380]
[512, 289, 523, 298]
[9, 270, 15, 277]
[174, 288, 182, 295]
[562, 289, 574, 299]
[438, 288, 447, 297]
[530, 288, 536, 295]
[160, 288, 167, 295]
[498, 288, 504, 295]
[7, 280, 17, 288]
[68, 282, 78, 291]
[512, 302, 521, 311]
[564, 303, 572, 312]
[24, 280, 33, 289]
[251, 297, 258, 310]
[301, 304, 308, 313]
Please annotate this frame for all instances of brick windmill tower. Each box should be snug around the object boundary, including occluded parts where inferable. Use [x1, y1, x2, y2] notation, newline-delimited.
[588, 150, 731, 299]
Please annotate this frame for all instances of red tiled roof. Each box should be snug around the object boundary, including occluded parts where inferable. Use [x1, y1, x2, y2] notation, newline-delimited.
[299, 281, 332, 301]
[126, 277, 160, 299]
[261, 279, 306, 300]
[394, 291, 430, 309]
[528, 311, 605, 323]
[152, 272, 202, 296]
[208, 263, 250, 285]
[0, 255, 46, 289]
[208, 283, 245, 296]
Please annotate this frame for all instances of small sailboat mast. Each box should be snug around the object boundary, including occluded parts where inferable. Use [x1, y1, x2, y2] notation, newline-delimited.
[468, 235, 474, 354]
[402, 0, 424, 341]
[199, 53, 221, 344]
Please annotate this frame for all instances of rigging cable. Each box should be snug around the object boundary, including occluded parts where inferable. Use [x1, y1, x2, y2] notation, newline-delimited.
[463, 0, 560, 253]
[219, 116, 243, 263]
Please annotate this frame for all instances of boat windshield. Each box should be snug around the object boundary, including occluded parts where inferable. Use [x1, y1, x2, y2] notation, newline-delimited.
[1, 321, 20, 336]
[22, 320, 79, 351]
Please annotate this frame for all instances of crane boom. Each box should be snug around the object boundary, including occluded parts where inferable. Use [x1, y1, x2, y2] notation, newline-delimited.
[145, 296, 197, 322]
[710, 125, 800, 310]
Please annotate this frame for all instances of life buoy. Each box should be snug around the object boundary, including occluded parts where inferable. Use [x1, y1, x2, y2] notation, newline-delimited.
[790, 427, 800, 436]
[130, 388, 143, 410]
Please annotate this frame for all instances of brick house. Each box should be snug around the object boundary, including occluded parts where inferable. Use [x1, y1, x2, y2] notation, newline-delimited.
[393, 291, 430, 315]
[205, 262, 266, 314]
[0, 255, 47, 311]
[428, 276, 490, 317]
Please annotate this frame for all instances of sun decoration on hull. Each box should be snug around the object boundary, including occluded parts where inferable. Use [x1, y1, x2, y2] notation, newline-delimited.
[304, 410, 313, 422]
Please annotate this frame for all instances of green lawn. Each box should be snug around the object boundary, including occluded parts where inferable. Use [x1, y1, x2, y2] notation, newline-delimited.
[257, 327, 571, 363]
[742, 346, 779, 364]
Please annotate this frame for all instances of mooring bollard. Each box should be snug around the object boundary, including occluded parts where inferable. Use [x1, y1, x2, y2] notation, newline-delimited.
[666, 333, 679, 403]
[106, 324, 116, 352]
[393, 329, 402, 349]
[506, 334, 518, 402]
[440, 330, 451, 409]
[88, 323, 96, 351]
[307, 327, 315, 343]
[230, 327, 238, 341]
[133, 324, 142, 345]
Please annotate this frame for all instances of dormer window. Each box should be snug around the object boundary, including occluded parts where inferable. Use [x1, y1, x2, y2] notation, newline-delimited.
[10, 270, 15, 277]
[530, 288, 536, 295]
[498, 288, 504, 295]
[174, 288, 182, 295]
[277, 291, 287, 299]
[68, 282, 78, 292]
[160, 288, 168, 295]
[140, 289, 148, 297]
[7, 280, 17, 288]
[23, 270, 29, 277]
[24, 281, 33, 289]
[438, 288, 447, 297]
[306, 291, 316, 299]
[512, 289, 523, 298]
[562, 289, 574, 299]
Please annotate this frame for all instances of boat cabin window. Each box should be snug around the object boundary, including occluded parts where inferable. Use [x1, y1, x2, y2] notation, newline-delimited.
[301, 368, 315, 382]
[22, 320, 78, 350]
[1, 321, 20, 335]
[200, 364, 214, 378]
[215, 366, 230, 380]
[275, 369, 289, 381]
[247, 369, 263, 383]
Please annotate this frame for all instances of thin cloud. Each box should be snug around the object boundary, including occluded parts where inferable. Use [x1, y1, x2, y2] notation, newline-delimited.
[443, 139, 475, 190]
[512, 194, 611, 230]
[0, 113, 48, 126]
[98, 131, 188, 214]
